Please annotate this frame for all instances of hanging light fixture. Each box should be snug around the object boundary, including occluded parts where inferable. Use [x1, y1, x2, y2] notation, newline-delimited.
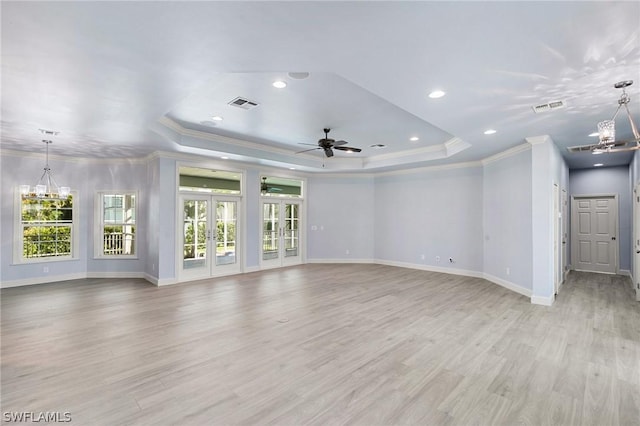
[19, 130, 70, 200]
[592, 80, 640, 154]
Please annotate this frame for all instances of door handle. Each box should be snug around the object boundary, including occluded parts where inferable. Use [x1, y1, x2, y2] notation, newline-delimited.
[637, 250, 640, 254]
[207, 229, 212, 241]
[611, 236, 616, 241]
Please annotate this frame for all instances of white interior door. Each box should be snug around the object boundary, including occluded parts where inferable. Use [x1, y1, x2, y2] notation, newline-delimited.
[562, 189, 568, 279]
[553, 184, 560, 294]
[179, 195, 241, 281]
[634, 184, 640, 301]
[571, 196, 618, 274]
[261, 200, 302, 269]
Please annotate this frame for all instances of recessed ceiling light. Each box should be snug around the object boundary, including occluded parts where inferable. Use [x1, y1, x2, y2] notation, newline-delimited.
[409, 136, 419, 142]
[289, 167, 296, 170]
[592, 150, 604, 155]
[588, 132, 599, 137]
[428, 90, 446, 99]
[220, 156, 229, 160]
[288, 72, 310, 80]
[594, 163, 604, 167]
[272, 80, 287, 89]
[212, 116, 224, 122]
[484, 129, 497, 135]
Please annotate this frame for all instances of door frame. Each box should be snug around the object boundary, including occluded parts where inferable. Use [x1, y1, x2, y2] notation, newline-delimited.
[634, 184, 640, 301]
[177, 193, 243, 282]
[259, 198, 305, 270]
[553, 183, 561, 294]
[562, 188, 569, 282]
[570, 194, 619, 275]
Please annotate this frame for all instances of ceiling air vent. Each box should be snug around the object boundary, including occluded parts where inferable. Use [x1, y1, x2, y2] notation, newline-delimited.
[228, 97, 259, 110]
[532, 100, 565, 114]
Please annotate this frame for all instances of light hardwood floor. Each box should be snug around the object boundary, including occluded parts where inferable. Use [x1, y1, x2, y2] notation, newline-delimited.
[1, 265, 639, 425]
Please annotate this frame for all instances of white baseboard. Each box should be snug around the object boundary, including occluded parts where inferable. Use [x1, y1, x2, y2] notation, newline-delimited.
[531, 294, 555, 306]
[154, 277, 178, 286]
[87, 272, 146, 279]
[482, 273, 532, 298]
[244, 265, 261, 273]
[619, 269, 631, 277]
[1, 273, 87, 289]
[307, 258, 375, 264]
[374, 258, 484, 279]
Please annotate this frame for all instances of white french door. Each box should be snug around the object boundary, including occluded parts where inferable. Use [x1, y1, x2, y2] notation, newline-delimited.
[179, 194, 241, 281]
[261, 200, 302, 269]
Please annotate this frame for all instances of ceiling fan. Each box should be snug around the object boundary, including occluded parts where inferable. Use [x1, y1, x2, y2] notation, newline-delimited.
[296, 128, 362, 157]
[567, 80, 640, 154]
[261, 176, 282, 194]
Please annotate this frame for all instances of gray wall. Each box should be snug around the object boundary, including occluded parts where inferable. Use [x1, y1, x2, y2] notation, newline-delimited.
[0, 152, 148, 283]
[631, 151, 640, 284]
[483, 149, 533, 290]
[569, 165, 632, 272]
[306, 175, 375, 261]
[374, 166, 484, 273]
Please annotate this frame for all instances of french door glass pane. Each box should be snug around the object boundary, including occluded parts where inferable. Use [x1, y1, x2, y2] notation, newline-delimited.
[183, 199, 208, 270]
[263, 203, 279, 260]
[216, 201, 237, 266]
[284, 203, 299, 257]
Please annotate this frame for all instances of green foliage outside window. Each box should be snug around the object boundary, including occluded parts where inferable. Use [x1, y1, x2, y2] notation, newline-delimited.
[21, 196, 73, 258]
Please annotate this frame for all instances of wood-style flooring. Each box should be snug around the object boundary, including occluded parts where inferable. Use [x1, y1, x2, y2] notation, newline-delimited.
[1, 265, 639, 425]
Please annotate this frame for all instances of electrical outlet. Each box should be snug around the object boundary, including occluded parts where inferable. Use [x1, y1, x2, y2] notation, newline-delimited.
[435, 256, 440, 263]
[43, 266, 49, 273]
[506, 267, 510, 276]
[421, 254, 425, 260]
[345, 249, 350, 255]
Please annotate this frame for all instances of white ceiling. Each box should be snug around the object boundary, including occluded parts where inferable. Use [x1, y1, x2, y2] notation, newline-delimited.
[1, 1, 639, 172]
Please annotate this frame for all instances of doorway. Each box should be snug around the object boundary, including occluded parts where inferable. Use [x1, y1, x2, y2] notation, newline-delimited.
[634, 184, 640, 301]
[553, 184, 561, 294]
[562, 189, 568, 280]
[261, 200, 302, 269]
[179, 195, 241, 281]
[571, 195, 618, 274]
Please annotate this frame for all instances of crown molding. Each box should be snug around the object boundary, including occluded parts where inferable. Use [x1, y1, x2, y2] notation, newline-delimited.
[526, 135, 552, 146]
[375, 160, 482, 177]
[0, 148, 149, 164]
[481, 143, 531, 165]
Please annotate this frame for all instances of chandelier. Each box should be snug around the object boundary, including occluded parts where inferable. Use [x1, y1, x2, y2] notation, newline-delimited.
[19, 130, 70, 200]
[592, 80, 640, 154]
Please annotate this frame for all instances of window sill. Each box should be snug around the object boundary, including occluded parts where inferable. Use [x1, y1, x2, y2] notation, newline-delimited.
[93, 256, 139, 260]
[12, 256, 79, 266]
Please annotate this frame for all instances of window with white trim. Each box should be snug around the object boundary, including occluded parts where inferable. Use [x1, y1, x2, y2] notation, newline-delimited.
[17, 194, 77, 262]
[96, 192, 137, 257]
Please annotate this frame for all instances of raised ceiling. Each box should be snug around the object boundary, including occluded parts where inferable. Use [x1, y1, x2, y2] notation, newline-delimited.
[1, 1, 639, 171]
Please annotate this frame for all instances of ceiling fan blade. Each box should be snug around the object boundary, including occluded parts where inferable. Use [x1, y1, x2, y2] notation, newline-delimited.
[296, 147, 321, 154]
[298, 143, 318, 146]
[334, 146, 362, 153]
[333, 140, 348, 146]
